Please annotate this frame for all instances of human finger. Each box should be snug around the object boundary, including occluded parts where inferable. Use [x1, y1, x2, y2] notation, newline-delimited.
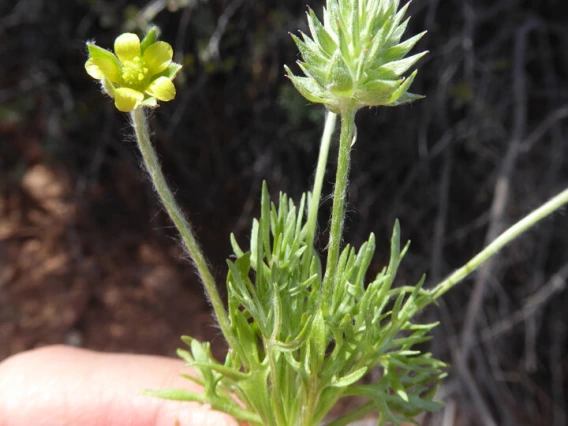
[0, 345, 239, 426]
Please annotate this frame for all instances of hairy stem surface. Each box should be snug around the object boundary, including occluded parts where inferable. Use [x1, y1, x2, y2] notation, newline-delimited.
[302, 111, 338, 280]
[322, 105, 357, 310]
[130, 108, 236, 349]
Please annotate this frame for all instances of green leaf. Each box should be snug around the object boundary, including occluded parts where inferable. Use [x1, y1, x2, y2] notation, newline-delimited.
[141, 388, 207, 403]
[176, 348, 194, 363]
[179, 373, 204, 387]
[260, 181, 272, 263]
[250, 218, 260, 268]
[142, 388, 263, 424]
[399, 274, 427, 319]
[230, 233, 244, 257]
[272, 313, 312, 352]
[387, 219, 402, 275]
[227, 258, 256, 305]
[329, 366, 368, 387]
[306, 310, 326, 373]
[231, 309, 260, 365]
[354, 234, 376, 288]
[390, 372, 409, 403]
[140, 26, 160, 53]
[190, 361, 250, 382]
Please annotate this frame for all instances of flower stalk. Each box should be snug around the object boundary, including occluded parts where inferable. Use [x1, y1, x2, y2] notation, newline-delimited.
[130, 108, 237, 351]
[302, 111, 337, 280]
[430, 187, 568, 300]
[321, 104, 357, 310]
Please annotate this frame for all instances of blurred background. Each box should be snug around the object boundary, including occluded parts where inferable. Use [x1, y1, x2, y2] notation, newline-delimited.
[1, 0, 567, 425]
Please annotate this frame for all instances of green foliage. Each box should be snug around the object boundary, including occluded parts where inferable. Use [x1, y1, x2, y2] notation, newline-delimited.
[147, 183, 446, 426]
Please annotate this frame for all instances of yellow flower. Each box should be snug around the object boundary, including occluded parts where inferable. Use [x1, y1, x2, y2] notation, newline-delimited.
[85, 27, 182, 112]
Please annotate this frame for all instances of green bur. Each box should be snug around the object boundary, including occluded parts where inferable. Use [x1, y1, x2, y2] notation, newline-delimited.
[285, 0, 427, 113]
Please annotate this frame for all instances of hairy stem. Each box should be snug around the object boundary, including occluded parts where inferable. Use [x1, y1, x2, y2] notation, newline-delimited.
[430, 187, 568, 300]
[322, 105, 357, 310]
[130, 108, 237, 350]
[302, 111, 338, 281]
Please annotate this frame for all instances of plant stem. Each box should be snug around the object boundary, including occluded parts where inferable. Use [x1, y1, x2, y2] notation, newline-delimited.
[130, 107, 237, 350]
[302, 111, 337, 281]
[296, 377, 320, 426]
[430, 187, 568, 300]
[322, 104, 357, 311]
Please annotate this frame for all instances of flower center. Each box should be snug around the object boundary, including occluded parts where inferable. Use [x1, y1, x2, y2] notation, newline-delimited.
[121, 56, 150, 90]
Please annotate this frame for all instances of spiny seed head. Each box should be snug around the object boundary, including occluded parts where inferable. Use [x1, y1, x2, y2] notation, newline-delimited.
[285, 0, 427, 114]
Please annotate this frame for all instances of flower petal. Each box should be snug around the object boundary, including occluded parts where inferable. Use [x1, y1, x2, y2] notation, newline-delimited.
[143, 41, 173, 75]
[114, 33, 141, 63]
[85, 57, 121, 83]
[145, 76, 176, 101]
[114, 88, 144, 112]
[86, 44, 122, 83]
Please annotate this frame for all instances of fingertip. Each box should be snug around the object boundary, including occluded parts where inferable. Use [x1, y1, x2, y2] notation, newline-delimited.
[0, 345, 240, 426]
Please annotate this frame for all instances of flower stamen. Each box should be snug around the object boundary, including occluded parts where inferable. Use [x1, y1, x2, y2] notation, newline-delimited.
[121, 56, 150, 89]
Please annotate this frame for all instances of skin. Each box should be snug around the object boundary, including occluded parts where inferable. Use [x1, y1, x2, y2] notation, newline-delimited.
[0, 345, 240, 426]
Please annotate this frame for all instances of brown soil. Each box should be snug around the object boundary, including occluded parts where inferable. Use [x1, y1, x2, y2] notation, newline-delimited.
[0, 164, 226, 361]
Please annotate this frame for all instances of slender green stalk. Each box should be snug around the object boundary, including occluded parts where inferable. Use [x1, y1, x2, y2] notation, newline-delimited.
[322, 105, 357, 310]
[266, 343, 287, 426]
[430, 187, 568, 300]
[302, 111, 337, 280]
[130, 107, 237, 350]
[296, 377, 321, 426]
